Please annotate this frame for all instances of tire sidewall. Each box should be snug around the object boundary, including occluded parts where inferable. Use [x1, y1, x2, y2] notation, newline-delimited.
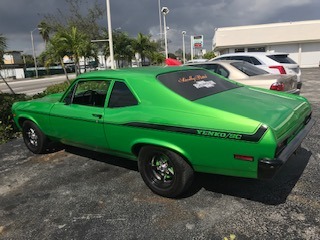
[138, 146, 194, 198]
[22, 120, 46, 154]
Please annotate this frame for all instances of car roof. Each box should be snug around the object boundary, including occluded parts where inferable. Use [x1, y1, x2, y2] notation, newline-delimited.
[77, 66, 199, 81]
[216, 52, 288, 57]
[186, 60, 243, 65]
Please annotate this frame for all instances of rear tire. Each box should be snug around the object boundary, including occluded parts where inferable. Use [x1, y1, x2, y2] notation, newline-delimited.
[22, 120, 48, 154]
[138, 146, 194, 198]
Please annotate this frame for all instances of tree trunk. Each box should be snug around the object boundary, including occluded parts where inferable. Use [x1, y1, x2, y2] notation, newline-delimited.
[0, 71, 15, 94]
[60, 58, 70, 84]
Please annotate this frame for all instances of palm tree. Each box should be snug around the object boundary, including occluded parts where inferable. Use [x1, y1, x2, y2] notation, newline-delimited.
[38, 21, 51, 46]
[132, 33, 157, 66]
[0, 34, 7, 65]
[58, 26, 89, 75]
[112, 30, 134, 67]
[44, 34, 70, 83]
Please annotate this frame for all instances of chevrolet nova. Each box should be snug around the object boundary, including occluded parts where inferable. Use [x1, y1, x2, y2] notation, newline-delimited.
[12, 66, 314, 197]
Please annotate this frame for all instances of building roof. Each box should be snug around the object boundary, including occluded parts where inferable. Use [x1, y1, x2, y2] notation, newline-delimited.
[4, 51, 23, 53]
[213, 20, 320, 50]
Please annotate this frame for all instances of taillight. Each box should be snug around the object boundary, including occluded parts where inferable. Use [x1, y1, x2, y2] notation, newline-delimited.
[269, 65, 286, 74]
[234, 154, 254, 161]
[270, 82, 284, 91]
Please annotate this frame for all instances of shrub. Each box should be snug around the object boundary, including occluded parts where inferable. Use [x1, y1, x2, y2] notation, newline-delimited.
[0, 93, 28, 143]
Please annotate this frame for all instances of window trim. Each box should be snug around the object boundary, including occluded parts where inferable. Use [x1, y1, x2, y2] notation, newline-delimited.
[62, 79, 111, 108]
[107, 80, 139, 108]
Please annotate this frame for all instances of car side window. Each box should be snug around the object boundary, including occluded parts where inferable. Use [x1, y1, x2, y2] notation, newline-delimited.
[196, 64, 218, 72]
[217, 56, 229, 60]
[249, 57, 261, 65]
[216, 66, 229, 78]
[230, 56, 250, 63]
[108, 81, 138, 108]
[64, 80, 110, 107]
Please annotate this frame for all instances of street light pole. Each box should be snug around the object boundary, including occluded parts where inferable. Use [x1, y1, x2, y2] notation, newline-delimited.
[106, 0, 115, 69]
[161, 7, 169, 59]
[31, 28, 41, 78]
[158, 0, 162, 41]
[182, 31, 186, 64]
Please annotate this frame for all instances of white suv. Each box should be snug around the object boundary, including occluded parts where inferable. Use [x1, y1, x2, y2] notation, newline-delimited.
[211, 52, 302, 89]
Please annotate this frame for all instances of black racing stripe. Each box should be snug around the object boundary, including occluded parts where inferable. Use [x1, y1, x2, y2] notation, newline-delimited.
[20, 110, 102, 124]
[124, 122, 267, 142]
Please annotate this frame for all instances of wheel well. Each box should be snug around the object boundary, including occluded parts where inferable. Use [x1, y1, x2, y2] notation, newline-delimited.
[132, 143, 194, 170]
[18, 117, 29, 128]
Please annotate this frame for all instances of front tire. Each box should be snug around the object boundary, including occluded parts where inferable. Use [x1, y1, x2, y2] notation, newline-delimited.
[22, 120, 48, 154]
[138, 146, 194, 198]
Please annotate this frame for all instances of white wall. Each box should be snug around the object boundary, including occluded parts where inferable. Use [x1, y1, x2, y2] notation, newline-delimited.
[301, 43, 320, 68]
[0, 68, 25, 79]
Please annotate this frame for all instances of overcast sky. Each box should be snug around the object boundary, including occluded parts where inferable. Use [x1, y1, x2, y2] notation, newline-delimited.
[1, 0, 320, 56]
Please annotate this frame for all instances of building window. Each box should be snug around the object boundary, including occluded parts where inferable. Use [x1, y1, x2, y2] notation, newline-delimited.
[248, 47, 265, 52]
[235, 48, 245, 53]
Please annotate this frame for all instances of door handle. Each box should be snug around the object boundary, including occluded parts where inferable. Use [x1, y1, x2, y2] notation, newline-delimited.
[92, 114, 103, 119]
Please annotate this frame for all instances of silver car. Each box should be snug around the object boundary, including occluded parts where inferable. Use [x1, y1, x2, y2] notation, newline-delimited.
[210, 52, 302, 89]
[186, 60, 300, 94]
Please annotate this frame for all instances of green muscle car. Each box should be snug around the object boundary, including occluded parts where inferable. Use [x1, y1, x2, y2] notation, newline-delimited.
[12, 66, 314, 197]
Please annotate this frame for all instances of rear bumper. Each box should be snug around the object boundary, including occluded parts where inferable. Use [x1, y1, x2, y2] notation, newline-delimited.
[258, 118, 315, 179]
[287, 89, 300, 95]
[297, 82, 302, 89]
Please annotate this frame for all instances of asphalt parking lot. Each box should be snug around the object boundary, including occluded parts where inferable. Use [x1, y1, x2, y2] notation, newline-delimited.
[0, 68, 319, 240]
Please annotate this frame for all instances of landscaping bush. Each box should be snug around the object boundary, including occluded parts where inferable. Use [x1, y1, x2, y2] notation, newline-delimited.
[0, 93, 28, 144]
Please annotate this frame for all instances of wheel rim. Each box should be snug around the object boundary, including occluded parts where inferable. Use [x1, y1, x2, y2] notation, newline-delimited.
[148, 153, 175, 188]
[26, 127, 38, 147]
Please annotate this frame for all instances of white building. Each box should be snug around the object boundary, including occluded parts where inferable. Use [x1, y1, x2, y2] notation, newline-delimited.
[212, 20, 320, 68]
[1, 51, 25, 79]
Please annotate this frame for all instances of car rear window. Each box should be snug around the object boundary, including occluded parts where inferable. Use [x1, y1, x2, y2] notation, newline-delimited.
[267, 54, 297, 64]
[157, 69, 240, 101]
[230, 61, 269, 76]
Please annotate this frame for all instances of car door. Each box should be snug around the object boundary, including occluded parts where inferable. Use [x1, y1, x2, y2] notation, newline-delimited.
[103, 80, 139, 154]
[49, 79, 110, 150]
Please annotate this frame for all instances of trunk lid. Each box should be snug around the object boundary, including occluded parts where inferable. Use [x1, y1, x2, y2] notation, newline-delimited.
[195, 86, 311, 140]
[239, 74, 297, 92]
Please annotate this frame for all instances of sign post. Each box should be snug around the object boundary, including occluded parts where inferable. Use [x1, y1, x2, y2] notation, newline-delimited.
[191, 35, 204, 60]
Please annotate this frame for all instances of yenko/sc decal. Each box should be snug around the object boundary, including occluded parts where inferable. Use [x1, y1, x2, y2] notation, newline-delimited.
[197, 129, 242, 140]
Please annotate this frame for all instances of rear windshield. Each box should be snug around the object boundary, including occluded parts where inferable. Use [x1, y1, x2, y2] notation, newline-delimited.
[230, 61, 269, 76]
[267, 54, 297, 64]
[157, 69, 240, 101]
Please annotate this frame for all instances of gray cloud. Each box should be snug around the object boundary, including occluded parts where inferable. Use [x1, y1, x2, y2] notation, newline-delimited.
[1, 0, 320, 55]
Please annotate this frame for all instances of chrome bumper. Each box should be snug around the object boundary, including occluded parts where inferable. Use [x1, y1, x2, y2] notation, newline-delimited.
[258, 118, 315, 179]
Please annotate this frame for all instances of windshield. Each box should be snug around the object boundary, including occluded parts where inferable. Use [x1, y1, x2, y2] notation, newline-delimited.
[157, 69, 240, 101]
[230, 61, 269, 76]
[267, 54, 297, 64]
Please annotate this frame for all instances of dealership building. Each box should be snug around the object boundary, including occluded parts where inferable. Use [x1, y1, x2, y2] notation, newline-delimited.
[212, 20, 320, 68]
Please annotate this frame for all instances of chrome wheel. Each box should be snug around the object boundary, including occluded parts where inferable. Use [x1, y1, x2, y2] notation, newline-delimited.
[22, 120, 48, 154]
[150, 154, 175, 184]
[138, 146, 194, 198]
[26, 127, 38, 147]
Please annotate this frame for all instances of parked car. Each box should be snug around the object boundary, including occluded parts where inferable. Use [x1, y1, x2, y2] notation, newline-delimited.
[186, 60, 300, 94]
[211, 52, 302, 89]
[186, 59, 208, 63]
[12, 66, 314, 198]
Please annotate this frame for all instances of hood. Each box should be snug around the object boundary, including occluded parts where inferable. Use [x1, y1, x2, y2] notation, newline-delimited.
[31, 93, 64, 103]
[12, 93, 64, 113]
[195, 86, 311, 140]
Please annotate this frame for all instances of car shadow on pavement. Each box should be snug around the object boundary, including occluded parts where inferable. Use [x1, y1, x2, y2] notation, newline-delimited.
[64, 145, 311, 205]
[64, 145, 139, 171]
[185, 147, 312, 205]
